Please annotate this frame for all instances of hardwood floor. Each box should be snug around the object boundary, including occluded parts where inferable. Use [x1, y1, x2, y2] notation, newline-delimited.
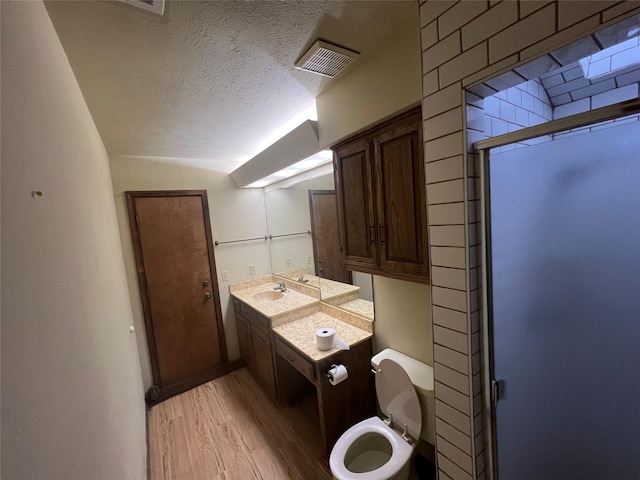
[148, 367, 332, 480]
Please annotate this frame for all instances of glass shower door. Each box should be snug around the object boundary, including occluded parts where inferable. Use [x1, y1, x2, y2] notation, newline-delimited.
[488, 120, 640, 479]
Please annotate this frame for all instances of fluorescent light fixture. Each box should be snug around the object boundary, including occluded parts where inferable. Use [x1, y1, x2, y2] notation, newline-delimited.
[230, 119, 321, 188]
[246, 150, 332, 188]
[264, 161, 334, 193]
[254, 103, 317, 154]
[578, 35, 640, 80]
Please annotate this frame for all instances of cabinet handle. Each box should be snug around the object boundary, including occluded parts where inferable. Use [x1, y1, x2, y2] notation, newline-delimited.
[369, 225, 375, 244]
[379, 224, 385, 244]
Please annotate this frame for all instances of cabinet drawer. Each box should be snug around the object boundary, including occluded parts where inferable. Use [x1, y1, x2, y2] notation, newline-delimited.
[276, 337, 315, 383]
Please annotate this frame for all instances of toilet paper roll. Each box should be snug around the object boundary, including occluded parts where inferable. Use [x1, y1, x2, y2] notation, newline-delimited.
[327, 364, 348, 386]
[316, 327, 335, 351]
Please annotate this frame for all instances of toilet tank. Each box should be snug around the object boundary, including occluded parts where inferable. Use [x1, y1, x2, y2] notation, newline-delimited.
[371, 348, 435, 444]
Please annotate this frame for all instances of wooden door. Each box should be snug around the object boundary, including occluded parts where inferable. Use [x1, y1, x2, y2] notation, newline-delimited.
[373, 110, 429, 276]
[333, 137, 377, 271]
[309, 190, 352, 284]
[126, 190, 227, 402]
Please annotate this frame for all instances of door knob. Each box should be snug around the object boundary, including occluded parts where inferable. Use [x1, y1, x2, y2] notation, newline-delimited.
[318, 258, 324, 263]
[202, 280, 209, 287]
[204, 292, 211, 299]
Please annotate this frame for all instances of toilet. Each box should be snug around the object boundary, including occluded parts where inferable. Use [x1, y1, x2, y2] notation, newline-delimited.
[329, 349, 434, 480]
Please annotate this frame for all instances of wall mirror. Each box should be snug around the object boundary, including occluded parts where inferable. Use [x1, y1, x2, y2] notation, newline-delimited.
[264, 172, 375, 321]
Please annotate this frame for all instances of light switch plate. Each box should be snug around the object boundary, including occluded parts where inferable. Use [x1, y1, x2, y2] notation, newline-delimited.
[286, 258, 291, 268]
[249, 264, 255, 275]
[222, 271, 229, 282]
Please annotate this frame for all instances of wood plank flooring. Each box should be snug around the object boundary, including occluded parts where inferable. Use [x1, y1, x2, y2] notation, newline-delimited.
[148, 367, 332, 480]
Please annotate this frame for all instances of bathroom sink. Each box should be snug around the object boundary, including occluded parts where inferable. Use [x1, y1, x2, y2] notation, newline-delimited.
[252, 290, 284, 303]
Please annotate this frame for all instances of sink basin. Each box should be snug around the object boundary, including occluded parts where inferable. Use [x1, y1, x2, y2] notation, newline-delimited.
[252, 290, 284, 303]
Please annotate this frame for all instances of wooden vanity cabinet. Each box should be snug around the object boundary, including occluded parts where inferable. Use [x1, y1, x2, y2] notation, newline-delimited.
[233, 299, 277, 398]
[236, 314, 253, 367]
[275, 335, 376, 454]
[333, 107, 429, 283]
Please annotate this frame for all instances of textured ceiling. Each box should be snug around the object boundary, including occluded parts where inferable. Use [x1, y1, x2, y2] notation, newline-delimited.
[45, 0, 416, 172]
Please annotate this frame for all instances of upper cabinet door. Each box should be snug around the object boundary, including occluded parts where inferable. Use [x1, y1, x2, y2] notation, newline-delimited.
[373, 111, 429, 277]
[334, 137, 378, 270]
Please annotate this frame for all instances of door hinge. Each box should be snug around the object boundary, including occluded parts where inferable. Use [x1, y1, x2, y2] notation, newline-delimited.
[491, 379, 501, 408]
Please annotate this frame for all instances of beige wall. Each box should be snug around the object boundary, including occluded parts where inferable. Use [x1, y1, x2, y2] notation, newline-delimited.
[109, 155, 271, 389]
[419, 2, 640, 479]
[372, 276, 433, 366]
[316, 3, 422, 148]
[1, 2, 146, 478]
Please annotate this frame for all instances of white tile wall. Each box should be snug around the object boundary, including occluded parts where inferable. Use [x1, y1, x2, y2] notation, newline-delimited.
[436, 399, 472, 434]
[431, 246, 467, 269]
[426, 155, 465, 183]
[420, 2, 640, 479]
[488, 5, 556, 63]
[433, 305, 468, 333]
[435, 344, 470, 374]
[429, 203, 465, 226]
[461, 1, 518, 50]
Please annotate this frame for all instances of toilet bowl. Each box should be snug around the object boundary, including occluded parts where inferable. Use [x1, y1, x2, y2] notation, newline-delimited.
[330, 417, 413, 480]
[330, 350, 433, 480]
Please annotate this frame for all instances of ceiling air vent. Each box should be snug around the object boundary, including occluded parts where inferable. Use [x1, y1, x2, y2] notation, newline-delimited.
[118, 0, 165, 15]
[295, 40, 359, 78]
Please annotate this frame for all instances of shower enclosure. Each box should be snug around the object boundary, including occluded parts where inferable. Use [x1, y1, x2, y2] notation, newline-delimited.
[478, 99, 640, 479]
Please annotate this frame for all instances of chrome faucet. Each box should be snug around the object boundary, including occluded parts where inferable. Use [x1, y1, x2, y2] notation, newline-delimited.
[297, 275, 309, 284]
[273, 281, 287, 292]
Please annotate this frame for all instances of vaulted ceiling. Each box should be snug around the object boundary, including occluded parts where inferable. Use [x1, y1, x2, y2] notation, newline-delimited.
[45, 0, 416, 172]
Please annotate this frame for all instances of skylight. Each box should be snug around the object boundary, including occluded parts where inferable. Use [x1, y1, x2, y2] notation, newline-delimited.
[578, 35, 640, 80]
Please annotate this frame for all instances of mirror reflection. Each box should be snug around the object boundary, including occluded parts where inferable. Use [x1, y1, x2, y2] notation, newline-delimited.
[264, 172, 375, 320]
[263, 179, 320, 290]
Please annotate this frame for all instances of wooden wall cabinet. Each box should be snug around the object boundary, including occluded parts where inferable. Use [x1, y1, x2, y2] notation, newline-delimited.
[333, 107, 429, 283]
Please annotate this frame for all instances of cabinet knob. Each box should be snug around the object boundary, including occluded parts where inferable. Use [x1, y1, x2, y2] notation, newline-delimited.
[203, 280, 209, 287]
[204, 292, 211, 299]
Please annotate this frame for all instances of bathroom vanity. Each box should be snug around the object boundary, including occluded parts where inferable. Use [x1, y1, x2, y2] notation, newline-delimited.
[230, 276, 376, 453]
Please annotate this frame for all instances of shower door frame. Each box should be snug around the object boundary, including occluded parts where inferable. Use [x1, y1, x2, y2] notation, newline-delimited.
[474, 97, 640, 480]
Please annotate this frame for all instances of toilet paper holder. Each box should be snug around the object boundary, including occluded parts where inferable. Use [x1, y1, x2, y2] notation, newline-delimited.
[325, 364, 347, 379]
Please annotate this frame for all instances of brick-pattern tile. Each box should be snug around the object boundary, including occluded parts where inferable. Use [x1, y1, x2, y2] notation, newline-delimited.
[489, 4, 556, 63]
[420, 3, 640, 479]
[438, 1, 488, 40]
[462, 1, 518, 50]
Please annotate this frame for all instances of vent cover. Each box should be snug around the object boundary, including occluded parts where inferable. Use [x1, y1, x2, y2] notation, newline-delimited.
[295, 40, 359, 78]
[118, 0, 165, 15]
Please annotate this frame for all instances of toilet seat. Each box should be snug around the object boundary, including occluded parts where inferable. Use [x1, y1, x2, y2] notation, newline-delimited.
[329, 417, 413, 480]
[330, 358, 423, 480]
[375, 358, 422, 441]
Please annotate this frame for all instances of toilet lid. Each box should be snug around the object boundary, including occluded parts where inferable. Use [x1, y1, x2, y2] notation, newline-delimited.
[375, 358, 422, 441]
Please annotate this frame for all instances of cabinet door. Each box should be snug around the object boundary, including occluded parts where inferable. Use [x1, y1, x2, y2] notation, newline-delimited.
[373, 111, 429, 277]
[251, 327, 276, 397]
[334, 137, 377, 271]
[236, 314, 253, 369]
